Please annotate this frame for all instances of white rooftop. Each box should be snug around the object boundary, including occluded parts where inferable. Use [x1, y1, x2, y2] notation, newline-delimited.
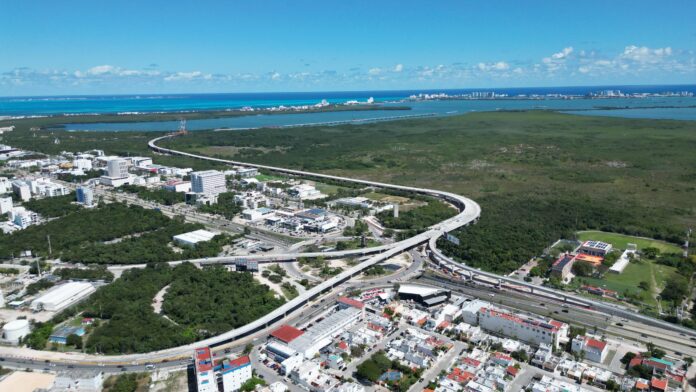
[173, 229, 217, 244]
[398, 284, 442, 297]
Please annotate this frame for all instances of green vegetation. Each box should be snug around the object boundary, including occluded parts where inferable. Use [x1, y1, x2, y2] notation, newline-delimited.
[162, 264, 285, 336]
[580, 256, 679, 307]
[240, 377, 266, 392]
[0, 203, 169, 259]
[103, 373, 150, 392]
[55, 266, 114, 282]
[61, 216, 237, 264]
[356, 350, 422, 391]
[22, 193, 80, 217]
[576, 231, 682, 253]
[121, 184, 185, 206]
[57, 169, 103, 183]
[198, 192, 243, 219]
[281, 282, 299, 299]
[0, 267, 20, 275]
[23, 321, 55, 349]
[377, 199, 455, 230]
[26, 280, 55, 295]
[82, 263, 284, 354]
[154, 111, 692, 274]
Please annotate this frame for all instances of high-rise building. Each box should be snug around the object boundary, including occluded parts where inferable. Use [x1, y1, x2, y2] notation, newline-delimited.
[190, 170, 226, 195]
[76, 186, 94, 207]
[194, 347, 217, 392]
[106, 158, 129, 178]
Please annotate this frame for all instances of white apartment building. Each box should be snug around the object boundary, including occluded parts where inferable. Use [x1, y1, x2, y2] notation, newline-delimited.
[220, 356, 252, 392]
[72, 158, 93, 171]
[76, 186, 94, 207]
[191, 170, 226, 195]
[30, 178, 69, 197]
[0, 196, 12, 215]
[9, 207, 38, 229]
[12, 181, 31, 201]
[106, 158, 129, 178]
[194, 347, 217, 392]
[0, 177, 11, 193]
[478, 307, 568, 349]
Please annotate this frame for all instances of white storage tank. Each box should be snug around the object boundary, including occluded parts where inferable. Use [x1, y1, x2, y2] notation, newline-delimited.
[3, 319, 31, 343]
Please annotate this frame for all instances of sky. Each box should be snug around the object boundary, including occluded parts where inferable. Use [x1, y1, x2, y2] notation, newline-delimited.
[1, 0, 695, 96]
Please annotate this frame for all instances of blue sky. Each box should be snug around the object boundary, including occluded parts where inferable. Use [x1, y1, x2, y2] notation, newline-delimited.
[1, 0, 695, 95]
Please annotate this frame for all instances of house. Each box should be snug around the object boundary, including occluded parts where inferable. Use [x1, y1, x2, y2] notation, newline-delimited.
[551, 253, 575, 280]
[571, 335, 608, 363]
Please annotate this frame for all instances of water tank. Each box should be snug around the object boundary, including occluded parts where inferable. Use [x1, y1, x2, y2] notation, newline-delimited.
[3, 319, 31, 343]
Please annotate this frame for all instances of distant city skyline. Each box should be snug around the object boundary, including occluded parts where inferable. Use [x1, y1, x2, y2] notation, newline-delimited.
[2, 0, 695, 96]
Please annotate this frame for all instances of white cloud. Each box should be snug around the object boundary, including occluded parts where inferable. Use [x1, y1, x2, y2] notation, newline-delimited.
[620, 45, 672, 63]
[368, 67, 382, 76]
[551, 47, 573, 60]
[270, 72, 281, 80]
[163, 71, 211, 81]
[476, 61, 509, 72]
[394, 64, 403, 72]
[87, 65, 115, 75]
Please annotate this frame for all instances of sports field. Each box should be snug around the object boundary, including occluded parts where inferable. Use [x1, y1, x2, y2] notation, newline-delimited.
[577, 230, 682, 253]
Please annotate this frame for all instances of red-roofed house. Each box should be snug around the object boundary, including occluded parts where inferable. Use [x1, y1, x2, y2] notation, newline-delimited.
[447, 368, 475, 384]
[462, 357, 482, 370]
[491, 352, 513, 367]
[635, 379, 650, 391]
[269, 324, 305, 344]
[571, 335, 608, 363]
[337, 341, 350, 353]
[650, 378, 667, 392]
[338, 296, 365, 310]
[506, 366, 519, 377]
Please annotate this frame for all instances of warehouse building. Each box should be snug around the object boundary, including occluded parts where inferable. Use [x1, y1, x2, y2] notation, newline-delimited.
[398, 284, 451, 307]
[30, 282, 96, 312]
[173, 229, 217, 247]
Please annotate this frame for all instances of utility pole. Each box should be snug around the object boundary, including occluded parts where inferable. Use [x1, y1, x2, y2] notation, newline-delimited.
[46, 234, 52, 256]
[35, 259, 42, 276]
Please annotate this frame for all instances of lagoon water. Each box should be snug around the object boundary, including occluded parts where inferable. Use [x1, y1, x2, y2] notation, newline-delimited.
[2, 86, 695, 131]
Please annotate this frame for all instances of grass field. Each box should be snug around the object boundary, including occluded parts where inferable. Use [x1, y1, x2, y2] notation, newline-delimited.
[582, 259, 676, 306]
[577, 230, 682, 253]
[313, 182, 346, 195]
[255, 173, 285, 182]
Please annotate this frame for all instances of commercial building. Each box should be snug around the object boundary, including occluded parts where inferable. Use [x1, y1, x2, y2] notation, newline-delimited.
[30, 282, 96, 312]
[236, 167, 258, 178]
[289, 306, 362, 358]
[287, 184, 321, 199]
[162, 179, 191, 193]
[173, 229, 217, 247]
[242, 207, 274, 221]
[191, 170, 226, 195]
[398, 284, 451, 307]
[220, 355, 252, 392]
[106, 158, 129, 178]
[478, 307, 568, 349]
[194, 347, 217, 392]
[577, 240, 612, 257]
[571, 335, 608, 363]
[76, 186, 94, 207]
[269, 324, 305, 345]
